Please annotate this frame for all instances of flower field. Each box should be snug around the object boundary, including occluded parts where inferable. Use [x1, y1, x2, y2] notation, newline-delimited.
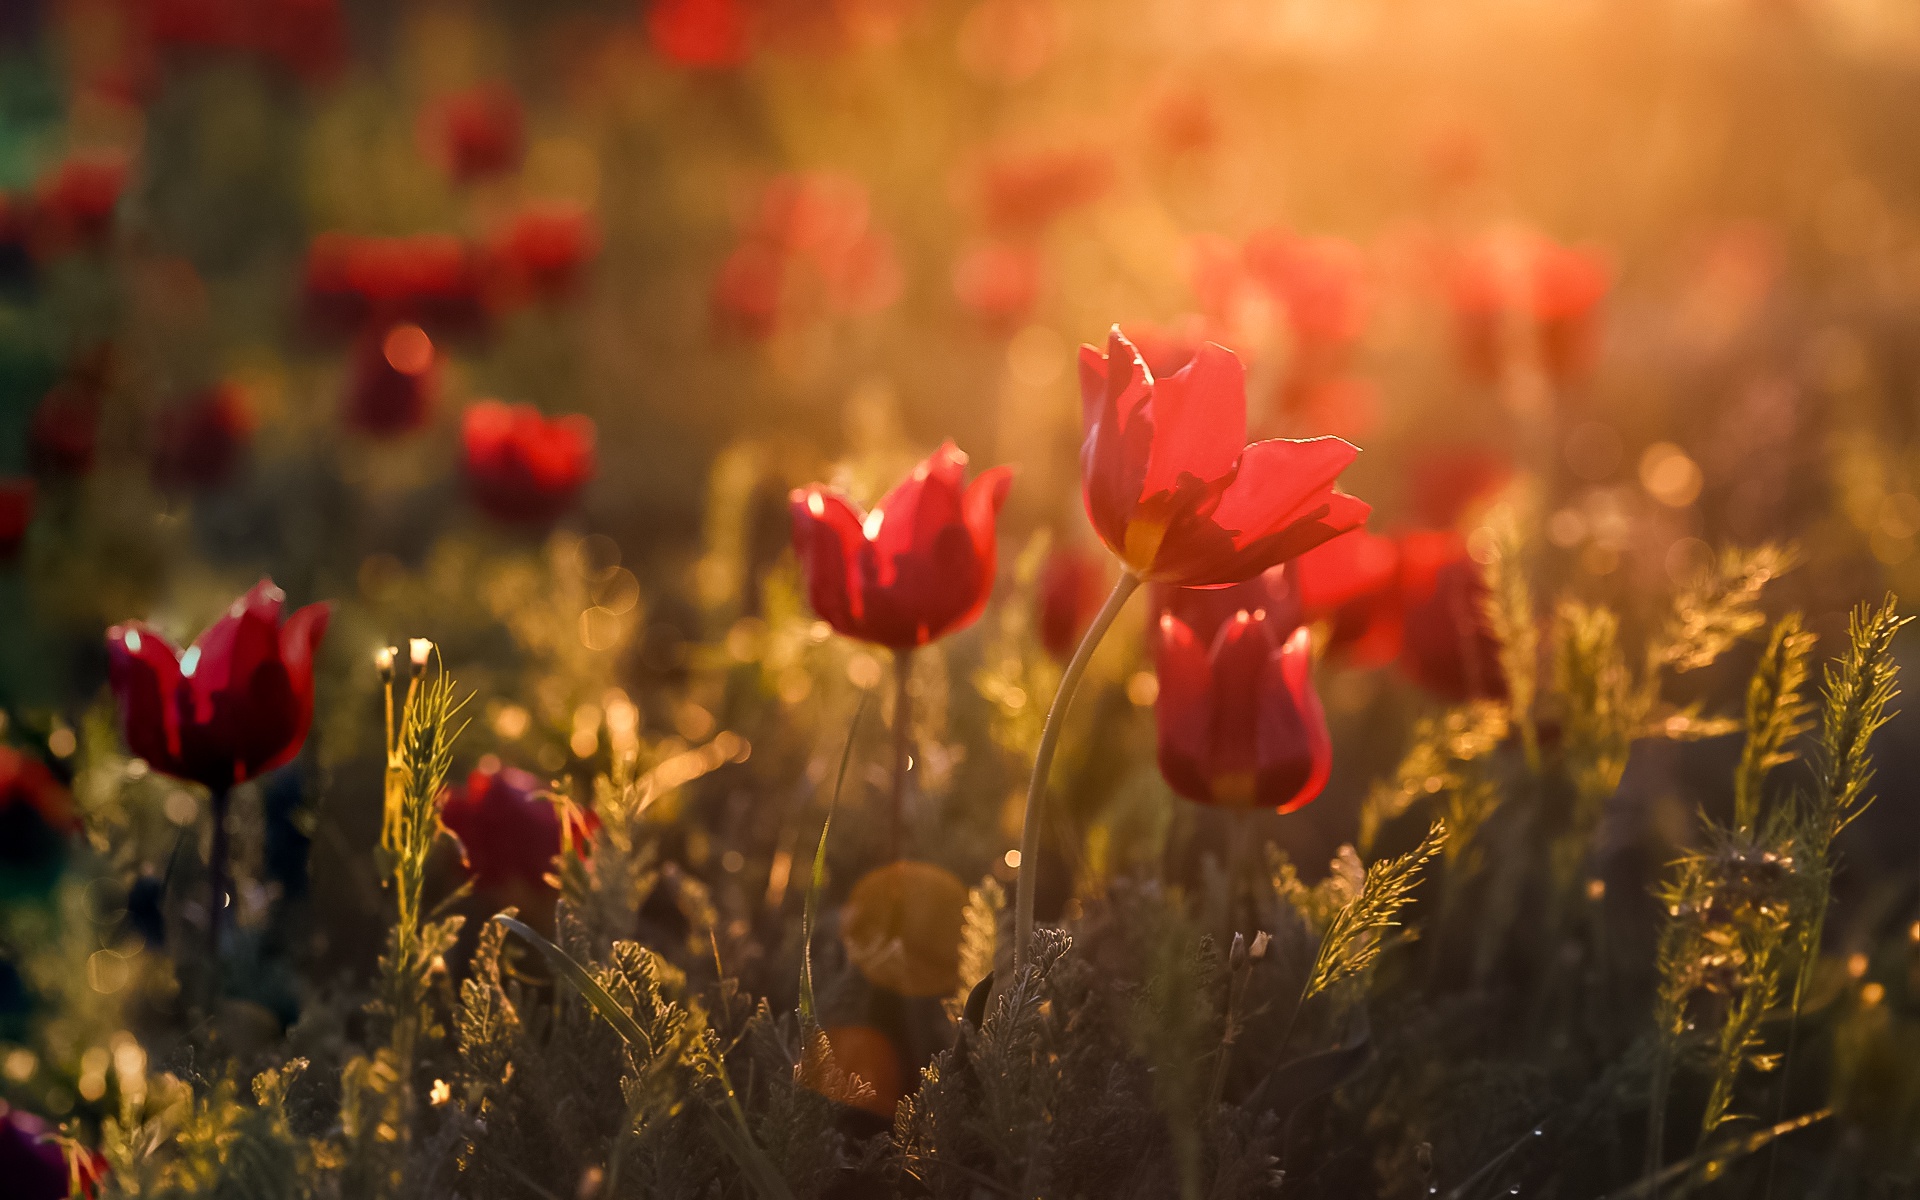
[4, 1, 1920, 1197]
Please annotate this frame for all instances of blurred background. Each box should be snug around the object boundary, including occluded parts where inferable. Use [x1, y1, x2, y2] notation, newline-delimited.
[6, 0, 1920, 1170]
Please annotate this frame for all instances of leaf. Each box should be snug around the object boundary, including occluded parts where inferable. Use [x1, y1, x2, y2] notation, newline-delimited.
[494, 914, 652, 1051]
[801, 696, 867, 1027]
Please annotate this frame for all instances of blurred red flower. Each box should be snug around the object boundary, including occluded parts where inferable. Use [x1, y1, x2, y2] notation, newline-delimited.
[148, 0, 346, 84]
[345, 324, 438, 437]
[1193, 229, 1369, 410]
[0, 1105, 86, 1200]
[30, 369, 107, 476]
[0, 479, 36, 558]
[151, 383, 253, 490]
[1151, 568, 1329, 812]
[713, 173, 901, 337]
[439, 762, 598, 892]
[423, 83, 526, 184]
[301, 233, 489, 341]
[973, 145, 1114, 238]
[790, 442, 1013, 648]
[0, 744, 79, 896]
[33, 155, 128, 255]
[952, 240, 1041, 331]
[1447, 231, 1609, 386]
[1078, 327, 1369, 586]
[1146, 86, 1220, 159]
[1293, 528, 1505, 703]
[649, 0, 751, 68]
[105, 579, 330, 792]
[485, 205, 600, 303]
[1035, 542, 1110, 661]
[461, 401, 597, 524]
[1406, 445, 1512, 528]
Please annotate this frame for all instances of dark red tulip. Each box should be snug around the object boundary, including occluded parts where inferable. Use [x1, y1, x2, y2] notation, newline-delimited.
[30, 376, 103, 476]
[0, 746, 78, 898]
[1396, 531, 1505, 703]
[711, 240, 784, 339]
[151, 383, 252, 491]
[0, 1105, 74, 1200]
[33, 155, 128, 255]
[712, 173, 901, 337]
[301, 233, 488, 342]
[105, 579, 330, 792]
[485, 205, 599, 304]
[791, 442, 1013, 649]
[1077, 327, 1369, 587]
[439, 762, 598, 892]
[0, 479, 34, 559]
[974, 145, 1114, 238]
[1152, 572, 1329, 812]
[1242, 231, 1368, 377]
[461, 400, 596, 524]
[649, 0, 751, 68]
[149, 0, 346, 84]
[1036, 543, 1110, 661]
[952, 240, 1041, 331]
[1447, 231, 1609, 386]
[1293, 528, 1505, 703]
[345, 324, 438, 437]
[424, 83, 526, 184]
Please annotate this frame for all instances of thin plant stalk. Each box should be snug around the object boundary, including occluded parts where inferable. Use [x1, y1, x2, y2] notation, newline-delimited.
[206, 784, 230, 984]
[1013, 570, 1140, 971]
[890, 647, 913, 861]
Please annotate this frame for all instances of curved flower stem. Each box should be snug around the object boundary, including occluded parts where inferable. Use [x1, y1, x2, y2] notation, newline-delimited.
[1013, 570, 1141, 972]
[207, 784, 231, 988]
[890, 647, 914, 861]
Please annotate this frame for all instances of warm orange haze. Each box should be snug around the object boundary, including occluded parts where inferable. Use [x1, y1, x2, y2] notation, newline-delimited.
[2, 1, 1920, 1197]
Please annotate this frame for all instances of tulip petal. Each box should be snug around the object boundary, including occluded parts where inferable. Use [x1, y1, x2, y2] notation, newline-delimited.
[1140, 341, 1245, 497]
[1079, 329, 1156, 553]
[106, 623, 186, 777]
[258, 602, 331, 775]
[790, 487, 870, 632]
[1262, 626, 1331, 813]
[1209, 436, 1360, 545]
[870, 443, 967, 581]
[1151, 610, 1215, 805]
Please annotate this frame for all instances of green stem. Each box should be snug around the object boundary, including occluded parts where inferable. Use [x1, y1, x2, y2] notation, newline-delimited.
[207, 785, 231, 995]
[891, 647, 913, 862]
[1013, 570, 1140, 972]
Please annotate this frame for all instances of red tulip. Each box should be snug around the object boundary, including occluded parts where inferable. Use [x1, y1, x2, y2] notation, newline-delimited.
[149, 0, 346, 84]
[0, 479, 34, 559]
[649, 0, 751, 68]
[790, 442, 1013, 648]
[712, 173, 901, 337]
[424, 83, 526, 184]
[485, 205, 599, 303]
[1152, 571, 1329, 812]
[1293, 528, 1505, 703]
[1447, 231, 1609, 386]
[1036, 543, 1110, 661]
[952, 240, 1041, 331]
[151, 383, 252, 490]
[1397, 531, 1505, 703]
[105, 579, 330, 792]
[0, 1106, 75, 1200]
[345, 324, 438, 437]
[973, 145, 1114, 238]
[1242, 230, 1368, 369]
[33, 155, 128, 255]
[461, 400, 596, 524]
[301, 233, 488, 342]
[30, 381, 101, 476]
[0, 745, 79, 896]
[439, 762, 597, 892]
[711, 240, 784, 339]
[1077, 327, 1369, 587]
[1406, 446, 1512, 528]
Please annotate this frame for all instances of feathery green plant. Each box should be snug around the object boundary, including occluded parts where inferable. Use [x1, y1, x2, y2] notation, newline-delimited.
[1302, 821, 1446, 1004]
[1733, 615, 1817, 836]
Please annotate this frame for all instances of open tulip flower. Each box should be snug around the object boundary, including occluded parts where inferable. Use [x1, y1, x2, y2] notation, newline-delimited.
[790, 442, 1013, 649]
[106, 580, 330, 793]
[461, 400, 596, 524]
[1151, 568, 1330, 812]
[1078, 327, 1370, 587]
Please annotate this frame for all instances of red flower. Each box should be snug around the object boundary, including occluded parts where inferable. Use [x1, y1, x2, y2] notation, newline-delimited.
[423, 83, 525, 184]
[1077, 327, 1369, 586]
[439, 762, 597, 892]
[486, 205, 599, 303]
[0, 479, 35, 559]
[0, 1106, 74, 1200]
[105, 579, 330, 792]
[790, 442, 1013, 649]
[151, 383, 253, 490]
[149, 0, 346, 83]
[952, 241, 1041, 331]
[30, 377, 103, 476]
[461, 401, 596, 524]
[1406, 445, 1512, 528]
[300, 233, 489, 342]
[1447, 231, 1609, 386]
[1293, 528, 1505, 703]
[712, 173, 901, 337]
[1151, 570, 1329, 812]
[345, 324, 438, 437]
[33, 155, 129, 255]
[973, 145, 1114, 238]
[649, 0, 751, 68]
[0, 745, 79, 895]
[1035, 542, 1111, 660]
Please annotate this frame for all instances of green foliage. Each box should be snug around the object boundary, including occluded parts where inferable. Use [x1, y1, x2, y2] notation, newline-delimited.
[1303, 822, 1446, 1003]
